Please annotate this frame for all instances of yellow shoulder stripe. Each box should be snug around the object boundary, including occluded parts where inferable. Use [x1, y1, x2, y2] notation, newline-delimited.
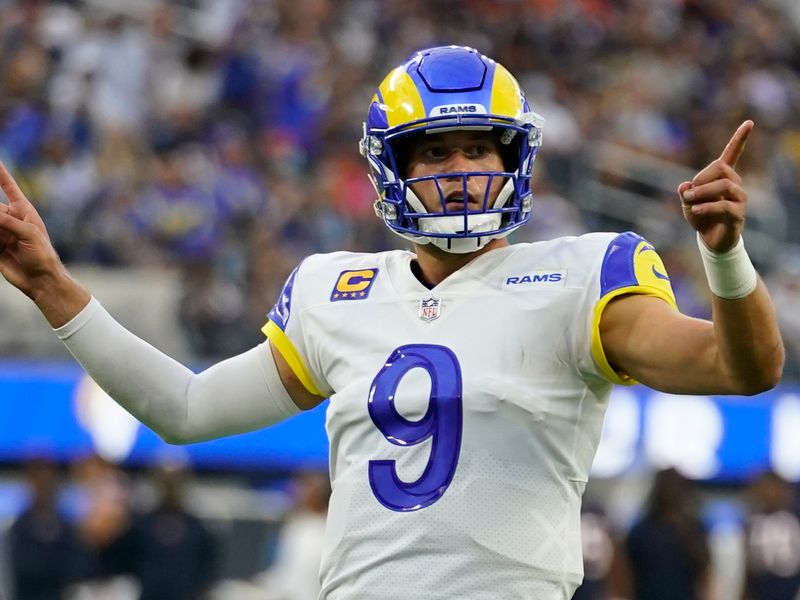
[591, 286, 679, 385]
[262, 321, 322, 397]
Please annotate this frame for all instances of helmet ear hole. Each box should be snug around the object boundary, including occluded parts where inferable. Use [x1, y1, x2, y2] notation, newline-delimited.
[389, 133, 423, 180]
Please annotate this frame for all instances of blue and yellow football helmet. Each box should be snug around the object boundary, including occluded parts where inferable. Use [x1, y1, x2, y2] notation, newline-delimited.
[360, 45, 543, 253]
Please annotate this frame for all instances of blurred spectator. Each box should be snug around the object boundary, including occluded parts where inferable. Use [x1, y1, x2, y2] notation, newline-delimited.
[626, 468, 712, 600]
[0, 43, 48, 169]
[8, 457, 80, 600]
[766, 254, 800, 379]
[573, 502, 632, 600]
[130, 464, 218, 600]
[128, 140, 255, 357]
[130, 142, 221, 265]
[32, 126, 99, 262]
[253, 470, 330, 600]
[151, 43, 220, 142]
[68, 454, 139, 600]
[80, 14, 150, 137]
[742, 470, 800, 600]
[775, 131, 800, 246]
[212, 123, 269, 232]
[703, 499, 747, 600]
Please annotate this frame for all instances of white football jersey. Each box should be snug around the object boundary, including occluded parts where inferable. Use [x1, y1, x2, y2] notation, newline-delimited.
[263, 232, 676, 600]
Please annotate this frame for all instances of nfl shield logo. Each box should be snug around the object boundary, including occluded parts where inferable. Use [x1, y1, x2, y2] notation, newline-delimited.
[418, 297, 441, 322]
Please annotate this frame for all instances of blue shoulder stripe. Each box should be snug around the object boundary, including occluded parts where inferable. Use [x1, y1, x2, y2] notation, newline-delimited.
[600, 231, 648, 297]
[268, 265, 300, 331]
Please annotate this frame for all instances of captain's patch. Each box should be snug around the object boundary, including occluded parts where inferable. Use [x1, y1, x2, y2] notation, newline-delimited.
[331, 268, 379, 301]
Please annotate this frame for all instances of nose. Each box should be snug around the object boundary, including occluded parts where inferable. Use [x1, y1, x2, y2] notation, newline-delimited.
[442, 149, 472, 178]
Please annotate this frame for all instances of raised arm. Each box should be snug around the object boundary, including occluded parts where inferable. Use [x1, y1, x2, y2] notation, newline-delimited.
[600, 121, 784, 396]
[0, 160, 323, 442]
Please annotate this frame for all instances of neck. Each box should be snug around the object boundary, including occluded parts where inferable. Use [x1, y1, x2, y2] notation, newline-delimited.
[412, 237, 509, 287]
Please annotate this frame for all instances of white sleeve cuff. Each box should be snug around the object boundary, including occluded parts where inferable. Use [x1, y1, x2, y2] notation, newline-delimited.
[54, 296, 103, 340]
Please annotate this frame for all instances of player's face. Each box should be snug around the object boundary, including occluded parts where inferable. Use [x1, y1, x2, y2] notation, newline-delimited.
[405, 130, 506, 213]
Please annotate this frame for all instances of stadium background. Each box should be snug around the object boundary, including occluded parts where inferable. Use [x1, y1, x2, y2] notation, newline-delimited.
[2, 0, 800, 598]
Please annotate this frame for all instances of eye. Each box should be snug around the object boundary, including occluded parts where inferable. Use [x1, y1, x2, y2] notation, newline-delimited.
[421, 145, 447, 159]
[465, 144, 490, 158]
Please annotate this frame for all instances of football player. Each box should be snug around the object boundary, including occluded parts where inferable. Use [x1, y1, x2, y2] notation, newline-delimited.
[0, 46, 784, 599]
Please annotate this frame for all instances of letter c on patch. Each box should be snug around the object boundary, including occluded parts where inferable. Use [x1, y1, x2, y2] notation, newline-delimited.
[337, 270, 376, 293]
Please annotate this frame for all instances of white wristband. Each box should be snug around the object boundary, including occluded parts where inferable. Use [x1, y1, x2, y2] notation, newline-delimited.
[697, 232, 758, 299]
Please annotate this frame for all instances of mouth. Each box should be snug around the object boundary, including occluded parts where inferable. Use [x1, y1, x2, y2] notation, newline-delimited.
[444, 192, 480, 213]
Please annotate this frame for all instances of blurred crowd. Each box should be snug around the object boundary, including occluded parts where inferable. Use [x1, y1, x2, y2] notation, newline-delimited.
[5, 456, 219, 600]
[4, 456, 800, 600]
[3, 0, 800, 371]
[575, 468, 800, 600]
[2, 455, 332, 600]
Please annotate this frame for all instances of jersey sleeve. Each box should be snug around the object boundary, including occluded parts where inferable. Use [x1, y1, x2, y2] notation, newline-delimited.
[591, 232, 679, 385]
[261, 262, 330, 397]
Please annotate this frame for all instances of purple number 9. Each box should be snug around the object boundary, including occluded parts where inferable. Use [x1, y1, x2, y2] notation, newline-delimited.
[367, 344, 463, 512]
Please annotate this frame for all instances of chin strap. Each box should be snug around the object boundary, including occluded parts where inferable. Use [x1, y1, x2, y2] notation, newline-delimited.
[420, 214, 502, 253]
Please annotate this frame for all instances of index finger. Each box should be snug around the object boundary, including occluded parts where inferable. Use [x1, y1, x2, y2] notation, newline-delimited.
[719, 120, 754, 168]
[0, 160, 30, 206]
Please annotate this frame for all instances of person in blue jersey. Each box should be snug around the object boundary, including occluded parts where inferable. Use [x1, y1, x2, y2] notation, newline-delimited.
[0, 46, 784, 599]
